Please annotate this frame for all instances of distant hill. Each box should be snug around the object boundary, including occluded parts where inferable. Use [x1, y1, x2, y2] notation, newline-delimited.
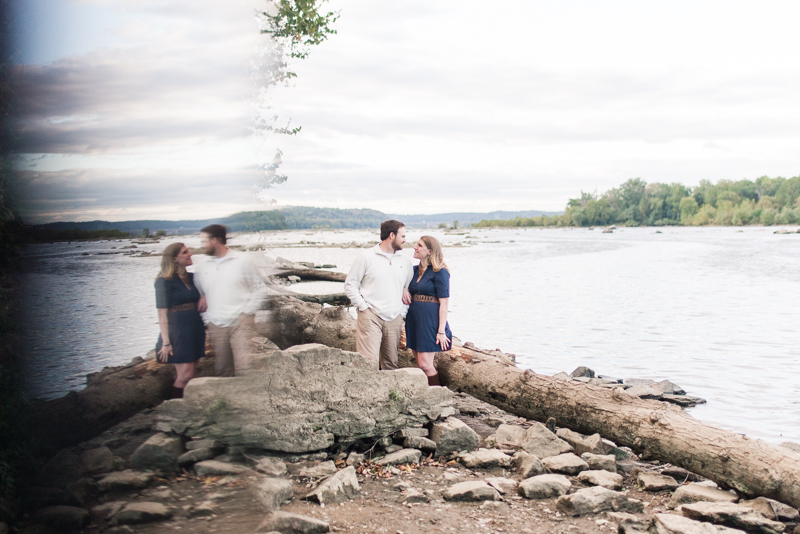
[29, 206, 561, 237]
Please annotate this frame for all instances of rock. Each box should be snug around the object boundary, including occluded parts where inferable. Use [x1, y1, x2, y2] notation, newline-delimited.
[625, 384, 663, 399]
[609, 446, 635, 462]
[65, 478, 96, 506]
[129, 433, 183, 473]
[186, 438, 224, 451]
[556, 429, 608, 455]
[384, 444, 402, 454]
[345, 452, 365, 467]
[485, 477, 518, 494]
[297, 461, 338, 478]
[113, 502, 174, 525]
[652, 380, 686, 395]
[581, 453, 617, 472]
[178, 448, 217, 466]
[442, 481, 500, 502]
[287, 275, 301, 283]
[156, 344, 454, 453]
[194, 460, 248, 476]
[577, 470, 624, 490]
[652, 513, 745, 534]
[570, 366, 595, 378]
[390, 480, 413, 491]
[26, 486, 81, 508]
[403, 436, 437, 452]
[556, 486, 644, 516]
[254, 478, 294, 511]
[512, 451, 544, 478]
[34, 506, 90, 530]
[188, 502, 217, 517]
[400, 489, 429, 503]
[662, 394, 707, 407]
[38, 449, 83, 488]
[494, 424, 527, 448]
[98, 470, 155, 492]
[668, 483, 739, 509]
[519, 423, 573, 458]
[79, 447, 114, 474]
[682, 502, 786, 534]
[738, 497, 798, 522]
[91, 501, 126, 521]
[459, 448, 512, 469]
[430, 417, 480, 456]
[304, 466, 360, 504]
[375, 448, 422, 466]
[616, 515, 652, 534]
[779, 441, 800, 454]
[541, 453, 589, 475]
[256, 457, 289, 476]
[638, 471, 679, 492]
[255, 511, 330, 533]
[518, 474, 571, 499]
[552, 372, 572, 381]
[395, 427, 428, 439]
[149, 489, 174, 500]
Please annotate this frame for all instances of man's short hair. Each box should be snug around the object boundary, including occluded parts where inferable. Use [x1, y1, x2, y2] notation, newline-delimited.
[201, 224, 227, 244]
[380, 220, 405, 241]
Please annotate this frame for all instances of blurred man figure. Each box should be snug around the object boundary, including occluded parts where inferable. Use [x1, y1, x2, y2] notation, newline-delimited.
[345, 220, 412, 370]
[194, 224, 264, 377]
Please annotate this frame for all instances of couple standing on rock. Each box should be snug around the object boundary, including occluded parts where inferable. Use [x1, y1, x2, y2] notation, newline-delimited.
[154, 224, 263, 398]
[345, 219, 453, 386]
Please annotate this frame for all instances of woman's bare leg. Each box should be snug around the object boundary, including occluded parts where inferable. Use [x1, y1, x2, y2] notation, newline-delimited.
[415, 351, 437, 377]
[174, 362, 196, 388]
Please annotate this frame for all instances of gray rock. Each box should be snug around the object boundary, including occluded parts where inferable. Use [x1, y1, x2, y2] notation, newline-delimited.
[442, 481, 500, 502]
[254, 478, 294, 511]
[149, 489, 174, 500]
[779, 441, 800, 454]
[98, 470, 155, 492]
[738, 498, 799, 522]
[637, 471, 679, 492]
[552, 372, 573, 381]
[79, 447, 114, 474]
[256, 457, 289, 476]
[430, 417, 480, 456]
[652, 379, 686, 395]
[625, 384, 663, 399]
[403, 436, 437, 451]
[570, 366, 595, 378]
[91, 501, 126, 521]
[517, 474, 571, 499]
[345, 452, 365, 467]
[65, 478, 96, 506]
[484, 477, 518, 494]
[194, 460, 247, 476]
[459, 448, 512, 469]
[617, 515, 653, 534]
[494, 424, 527, 448]
[609, 446, 635, 462]
[256, 511, 330, 533]
[129, 433, 183, 473]
[395, 427, 428, 439]
[178, 448, 216, 467]
[156, 344, 454, 454]
[34, 506, 90, 530]
[188, 502, 217, 517]
[681, 502, 786, 534]
[662, 394, 707, 407]
[581, 453, 616, 472]
[186, 439, 224, 451]
[542, 453, 589, 475]
[375, 448, 422, 466]
[668, 483, 739, 509]
[520, 423, 573, 458]
[297, 461, 338, 478]
[556, 486, 644, 516]
[304, 466, 360, 504]
[513, 451, 544, 478]
[384, 444, 402, 454]
[577, 470, 623, 490]
[113, 502, 174, 525]
[400, 489, 429, 503]
[556, 429, 608, 455]
[652, 513, 745, 534]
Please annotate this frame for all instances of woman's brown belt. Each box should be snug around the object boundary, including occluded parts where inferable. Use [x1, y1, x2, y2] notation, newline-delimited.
[168, 302, 197, 313]
[412, 294, 440, 303]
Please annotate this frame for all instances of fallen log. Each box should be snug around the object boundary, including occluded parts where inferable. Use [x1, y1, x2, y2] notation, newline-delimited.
[274, 268, 346, 282]
[278, 292, 350, 307]
[435, 345, 800, 509]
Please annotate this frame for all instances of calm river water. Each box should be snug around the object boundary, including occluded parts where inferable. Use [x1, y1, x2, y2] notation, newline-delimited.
[19, 227, 800, 445]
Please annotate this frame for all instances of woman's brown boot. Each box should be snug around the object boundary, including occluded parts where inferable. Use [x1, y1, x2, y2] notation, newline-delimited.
[170, 386, 184, 399]
[427, 373, 441, 386]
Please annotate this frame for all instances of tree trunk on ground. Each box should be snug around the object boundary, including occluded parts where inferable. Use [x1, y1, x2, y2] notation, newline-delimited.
[274, 268, 347, 282]
[435, 345, 800, 509]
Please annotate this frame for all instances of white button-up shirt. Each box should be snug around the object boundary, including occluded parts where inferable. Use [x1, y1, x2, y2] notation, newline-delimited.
[344, 245, 413, 321]
[193, 249, 264, 327]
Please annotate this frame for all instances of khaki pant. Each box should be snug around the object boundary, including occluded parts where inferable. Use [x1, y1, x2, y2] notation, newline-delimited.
[207, 314, 257, 377]
[356, 308, 402, 370]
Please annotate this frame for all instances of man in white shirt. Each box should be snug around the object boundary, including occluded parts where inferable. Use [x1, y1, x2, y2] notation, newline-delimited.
[344, 220, 413, 370]
[194, 224, 264, 377]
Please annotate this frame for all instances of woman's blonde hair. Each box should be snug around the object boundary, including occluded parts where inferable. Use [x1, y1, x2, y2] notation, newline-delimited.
[158, 242, 186, 280]
[420, 235, 448, 273]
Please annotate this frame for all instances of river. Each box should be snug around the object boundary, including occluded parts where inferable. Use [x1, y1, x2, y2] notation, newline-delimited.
[19, 226, 800, 445]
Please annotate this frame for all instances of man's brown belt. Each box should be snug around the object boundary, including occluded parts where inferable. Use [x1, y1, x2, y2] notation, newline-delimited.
[412, 294, 440, 303]
[168, 302, 197, 313]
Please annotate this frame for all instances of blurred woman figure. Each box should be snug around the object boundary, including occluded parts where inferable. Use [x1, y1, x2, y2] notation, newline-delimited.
[154, 242, 206, 398]
[404, 235, 452, 386]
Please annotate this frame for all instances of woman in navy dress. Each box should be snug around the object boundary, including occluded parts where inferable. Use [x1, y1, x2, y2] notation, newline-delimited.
[155, 242, 206, 398]
[404, 235, 452, 386]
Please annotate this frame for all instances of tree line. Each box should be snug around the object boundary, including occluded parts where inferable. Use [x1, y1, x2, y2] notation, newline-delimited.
[474, 176, 800, 228]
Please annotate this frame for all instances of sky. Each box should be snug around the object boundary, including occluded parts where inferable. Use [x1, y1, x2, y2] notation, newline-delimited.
[9, 0, 800, 223]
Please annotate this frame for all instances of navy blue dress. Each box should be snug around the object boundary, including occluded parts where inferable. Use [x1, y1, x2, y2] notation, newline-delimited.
[155, 274, 205, 364]
[405, 266, 452, 352]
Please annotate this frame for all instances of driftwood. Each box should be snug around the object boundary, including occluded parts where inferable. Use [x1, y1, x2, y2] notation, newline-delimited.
[274, 268, 347, 282]
[435, 345, 800, 509]
[278, 292, 350, 307]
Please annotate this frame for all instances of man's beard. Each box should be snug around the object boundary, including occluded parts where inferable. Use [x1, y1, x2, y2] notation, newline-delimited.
[204, 245, 216, 255]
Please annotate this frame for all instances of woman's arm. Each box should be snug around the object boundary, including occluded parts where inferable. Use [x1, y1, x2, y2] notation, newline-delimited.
[436, 297, 450, 350]
[157, 308, 172, 363]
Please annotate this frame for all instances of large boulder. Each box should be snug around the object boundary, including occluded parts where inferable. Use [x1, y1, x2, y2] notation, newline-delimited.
[430, 418, 480, 456]
[157, 344, 454, 453]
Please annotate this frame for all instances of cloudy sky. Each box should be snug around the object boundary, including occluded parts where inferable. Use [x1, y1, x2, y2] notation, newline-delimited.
[10, 0, 800, 223]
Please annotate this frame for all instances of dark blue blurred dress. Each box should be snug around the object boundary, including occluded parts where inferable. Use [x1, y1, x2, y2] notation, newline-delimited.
[405, 266, 452, 352]
[155, 274, 205, 364]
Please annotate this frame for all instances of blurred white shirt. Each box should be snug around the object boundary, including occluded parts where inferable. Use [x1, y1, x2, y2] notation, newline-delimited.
[193, 249, 264, 327]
